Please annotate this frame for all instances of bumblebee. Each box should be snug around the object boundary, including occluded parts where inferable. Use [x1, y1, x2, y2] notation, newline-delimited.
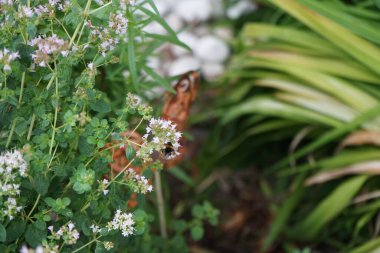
[161, 142, 175, 160]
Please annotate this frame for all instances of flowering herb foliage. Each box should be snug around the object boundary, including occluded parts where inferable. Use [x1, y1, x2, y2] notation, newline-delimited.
[0, 0, 219, 252]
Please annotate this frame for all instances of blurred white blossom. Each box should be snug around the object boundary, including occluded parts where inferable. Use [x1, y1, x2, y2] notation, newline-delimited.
[0, 48, 20, 71]
[29, 34, 69, 67]
[104, 241, 114, 250]
[19, 245, 44, 253]
[0, 150, 28, 220]
[140, 0, 256, 81]
[227, 0, 257, 19]
[194, 35, 229, 63]
[48, 222, 80, 245]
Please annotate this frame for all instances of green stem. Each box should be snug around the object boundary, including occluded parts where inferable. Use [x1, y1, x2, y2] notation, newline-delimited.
[19, 72, 25, 104]
[27, 114, 36, 141]
[127, 117, 144, 139]
[26, 194, 41, 219]
[81, 158, 135, 213]
[89, 1, 112, 15]
[107, 158, 135, 187]
[84, 139, 141, 168]
[69, 0, 92, 47]
[6, 121, 16, 148]
[154, 170, 167, 238]
[46, 73, 56, 90]
[6, 71, 26, 147]
[49, 77, 59, 155]
[72, 236, 101, 253]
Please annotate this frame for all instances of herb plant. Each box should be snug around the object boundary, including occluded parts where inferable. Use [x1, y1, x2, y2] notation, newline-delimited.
[0, 0, 218, 252]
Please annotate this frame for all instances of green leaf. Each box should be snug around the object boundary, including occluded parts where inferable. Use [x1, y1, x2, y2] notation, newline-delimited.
[127, 14, 138, 92]
[190, 225, 204, 241]
[44, 197, 55, 207]
[33, 220, 46, 231]
[25, 225, 46, 248]
[0, 224, 6, 242]
[167, 167, 195, 187]
[289, 176, 368, 241]
[270, 103, 380, 172]
[26, 24, 37, 38]
[90, 99, 111, 113]
[34, 174, 50, 196]
[192, 205, 204, 219]
[6, 221, 25, 243]
[349, 237, 380, 253]
[263, 180, 305, 251]
[125, 143, 135, 160]
[141, 64, 175, 92]
[172, 220, 187, 233]
[71, 166, 95, 194]
[222, 96, 342, 127]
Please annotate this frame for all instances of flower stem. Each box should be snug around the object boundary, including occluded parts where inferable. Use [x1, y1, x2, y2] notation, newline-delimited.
[6, 72, 26, 147]
[26, 194, 41, 220]
[6, 121, 16, 148]
[89, 1, 112, 15]
[27, 114, 36, 141]
[154, 170, 167, 238]
[107, 158, 135, 187]
[72, 236, 101, 253]
[19, 72, 25, 104]
[49, 77, 59, 155]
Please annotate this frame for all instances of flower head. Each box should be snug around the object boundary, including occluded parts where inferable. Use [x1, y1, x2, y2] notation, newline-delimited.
[137, 118, 181, 162]
[29, 34, 69, 67]
[0, 150, 28, 220]
[0, 48, 20, 71]
[125, 169, 153, 194]
[107, 210, 135, 237]
[50, 222, 80, 245]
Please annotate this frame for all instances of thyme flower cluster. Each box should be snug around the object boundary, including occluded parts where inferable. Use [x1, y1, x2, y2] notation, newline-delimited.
[29, 34, 69, 67]
[125, 168, 153, 194]
[137, 118, 182, 162]
[85, 10, 128, 57]
[125, 93, 153, 119]
[48, 222, 80, 245]
[98, 178, 109, 196]
[0, 150, 28, 221]
[0, 48, 19, 71]
[107, 210, 135, 237]
[19, 245, 44, 253]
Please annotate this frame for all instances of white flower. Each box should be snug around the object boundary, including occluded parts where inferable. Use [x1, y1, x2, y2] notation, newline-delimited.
[0, 48, 20, 71]
[28, 34, 69, 67]
[201, 62, 224, 80]
[107, 210, 135, 237]
[18, 6, 34, 18]
[90, 224, 101, 234]
[109, 12, 128, 35]
[51, 222, 80, 245]
[120, 0, 137, 10]
[172, 32, 198, 57]
[175, 0, 212, 22]
[0, 150, 28, 220]
[193, 35, 229, 63]
[168, 56, 200, 76]
[19, 245, 44, 253]
[125, 169, 153, 194]
[94, 0, 105, 5]
[104, 241, 114, 250]
[227, 0, 257, 20]
[137, 118, 182, 162]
